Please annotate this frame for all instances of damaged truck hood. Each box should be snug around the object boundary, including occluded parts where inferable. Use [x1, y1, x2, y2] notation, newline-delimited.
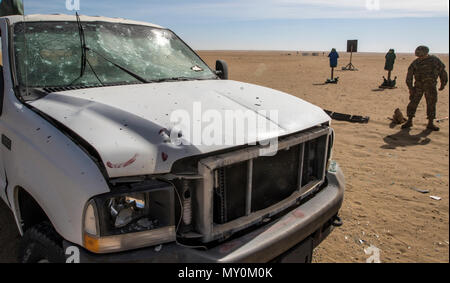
[29, 80, 330, 178]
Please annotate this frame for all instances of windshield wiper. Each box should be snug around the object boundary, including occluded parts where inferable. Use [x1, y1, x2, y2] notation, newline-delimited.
[69, 13, 148, 86]
[69, 12, 103, 87]
[69, 12, 88, 85]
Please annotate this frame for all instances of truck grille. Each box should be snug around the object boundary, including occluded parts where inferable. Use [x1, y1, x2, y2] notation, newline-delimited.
[213, 135, 327, 224]
[195, 126, 331, 242]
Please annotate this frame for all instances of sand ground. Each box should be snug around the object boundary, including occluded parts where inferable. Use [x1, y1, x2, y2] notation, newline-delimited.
[0, 51, 448, 263]
[199, 51, 449, 263]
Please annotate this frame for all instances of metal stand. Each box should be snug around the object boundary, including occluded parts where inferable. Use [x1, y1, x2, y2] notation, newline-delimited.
[326, 67, 339, 84]
[379, 70, 397, 89]
[342, 48, 358, 71]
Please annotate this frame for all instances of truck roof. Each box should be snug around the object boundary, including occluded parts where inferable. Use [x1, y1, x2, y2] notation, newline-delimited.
[1, 14, 164, 29]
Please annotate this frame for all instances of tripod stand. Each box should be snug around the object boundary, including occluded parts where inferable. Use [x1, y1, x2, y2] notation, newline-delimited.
[342, 47, 358, 71]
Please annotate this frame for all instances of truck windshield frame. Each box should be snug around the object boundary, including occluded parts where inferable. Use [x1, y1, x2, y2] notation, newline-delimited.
[12, 21, 217, 90]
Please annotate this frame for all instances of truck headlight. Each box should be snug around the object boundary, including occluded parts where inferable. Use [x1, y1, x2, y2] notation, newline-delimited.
[83, 180, 176, 254]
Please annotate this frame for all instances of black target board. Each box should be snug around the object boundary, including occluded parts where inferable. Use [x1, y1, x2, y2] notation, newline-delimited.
[347, 40, 358, 53]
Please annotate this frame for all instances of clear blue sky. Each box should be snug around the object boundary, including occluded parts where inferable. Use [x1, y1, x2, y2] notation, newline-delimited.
[20, 0, 450, 53]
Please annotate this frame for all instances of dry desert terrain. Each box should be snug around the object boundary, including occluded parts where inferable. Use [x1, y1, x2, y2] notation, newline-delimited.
[199, 50, 449, 263]
[0, 51, 448, 263]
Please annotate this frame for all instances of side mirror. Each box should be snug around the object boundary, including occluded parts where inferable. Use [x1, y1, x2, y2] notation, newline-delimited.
[215, 60, 228, 80]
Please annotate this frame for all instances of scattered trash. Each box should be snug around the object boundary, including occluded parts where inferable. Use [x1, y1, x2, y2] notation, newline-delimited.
[410, 187, 430, 194]
[436, 117, 449, 123]
[435, 174, 441, 178]
[430, 196, 442, 201]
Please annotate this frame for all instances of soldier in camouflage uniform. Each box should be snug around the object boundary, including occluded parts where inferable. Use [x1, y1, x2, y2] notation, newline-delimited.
[402, 46, 448, 131]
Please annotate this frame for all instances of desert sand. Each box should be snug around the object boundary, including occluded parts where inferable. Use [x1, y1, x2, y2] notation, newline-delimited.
[0, 51, 448, 263]
[199, 50, 449, 263]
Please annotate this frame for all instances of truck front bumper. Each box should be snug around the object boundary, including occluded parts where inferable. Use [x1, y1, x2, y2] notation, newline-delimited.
[64, 164, 345, 263]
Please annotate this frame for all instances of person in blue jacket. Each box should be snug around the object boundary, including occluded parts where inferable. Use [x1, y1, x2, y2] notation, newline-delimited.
[326, 48, 339, 82]
[328, 48, 339, 68]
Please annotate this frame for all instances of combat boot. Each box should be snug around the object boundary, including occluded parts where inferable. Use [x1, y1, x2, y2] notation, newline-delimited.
[401, 118, 413, 129]
[427, 119, 440, 131]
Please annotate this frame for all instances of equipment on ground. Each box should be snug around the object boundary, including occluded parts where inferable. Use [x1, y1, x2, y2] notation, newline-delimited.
[324, 110, 369, 124]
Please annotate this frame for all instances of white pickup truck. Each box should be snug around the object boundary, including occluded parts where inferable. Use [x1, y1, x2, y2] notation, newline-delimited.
[0, 14, 344, 263]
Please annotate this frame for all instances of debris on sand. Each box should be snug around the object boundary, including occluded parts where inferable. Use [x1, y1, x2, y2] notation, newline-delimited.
[410, 187, 430, 194]
[324, 110, 370, 124]
[390, 108, 407, 124]
[430, 196, 442, 201]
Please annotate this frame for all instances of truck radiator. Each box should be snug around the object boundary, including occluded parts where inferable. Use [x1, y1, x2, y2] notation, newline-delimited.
[213, 135, 327, 224]
[196, 126, 331, 242]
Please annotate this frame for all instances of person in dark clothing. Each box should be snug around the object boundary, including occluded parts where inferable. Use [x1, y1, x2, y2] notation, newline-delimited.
[403, 46, 448, 131]
[328, 48, 339, 68]
[385, 49, 396, 72]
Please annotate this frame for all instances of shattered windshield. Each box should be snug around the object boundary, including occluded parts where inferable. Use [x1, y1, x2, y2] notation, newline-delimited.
[13, 21, 216, 88]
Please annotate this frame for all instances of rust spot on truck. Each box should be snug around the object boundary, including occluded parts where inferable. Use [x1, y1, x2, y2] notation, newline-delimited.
[293, 210, 305, 218]
[106, 154, 138, 169]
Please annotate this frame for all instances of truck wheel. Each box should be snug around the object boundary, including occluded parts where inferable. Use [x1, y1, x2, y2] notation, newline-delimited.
[18, 222, 65, 263]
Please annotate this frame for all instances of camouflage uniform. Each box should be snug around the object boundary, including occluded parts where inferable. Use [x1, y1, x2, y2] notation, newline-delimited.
[406, 54, 448, 120]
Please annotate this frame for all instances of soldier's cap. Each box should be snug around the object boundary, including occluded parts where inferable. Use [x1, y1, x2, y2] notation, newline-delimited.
[415, 45, 429, 57]
[389, 49, 395, 53]
[331, 48, 336, 52]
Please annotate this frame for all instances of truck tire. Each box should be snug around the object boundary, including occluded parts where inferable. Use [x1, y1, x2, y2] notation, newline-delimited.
[18, 222, 65, 263]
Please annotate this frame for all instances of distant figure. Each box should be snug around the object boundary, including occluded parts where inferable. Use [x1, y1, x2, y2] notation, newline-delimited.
[403, 46, 448, 131]
[384, 49, 396, 72]
[328, 48, 339, 68]
[0, 0, 24, 17]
